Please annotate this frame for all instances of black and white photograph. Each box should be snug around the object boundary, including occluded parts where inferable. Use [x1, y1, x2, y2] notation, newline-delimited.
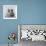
[18, 25, 46, 46]
[3, 5, 17, 19]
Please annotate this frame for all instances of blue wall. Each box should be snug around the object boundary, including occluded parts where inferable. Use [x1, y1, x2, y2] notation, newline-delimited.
[0, 0, 21, 44]
[0, 0, 46, 44]
[20, 0, 46, 24]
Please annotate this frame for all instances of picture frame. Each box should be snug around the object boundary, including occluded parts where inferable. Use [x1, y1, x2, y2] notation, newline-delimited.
[3, 5, 17, 19]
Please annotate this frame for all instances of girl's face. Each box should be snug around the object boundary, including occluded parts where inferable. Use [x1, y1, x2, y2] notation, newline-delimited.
[8, 9, 10, 12]
[11, 9, 13, 12]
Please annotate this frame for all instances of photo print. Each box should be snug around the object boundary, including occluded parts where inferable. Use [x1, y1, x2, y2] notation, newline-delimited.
[18, 25, 46, 41]
[3, 5, 17, 19]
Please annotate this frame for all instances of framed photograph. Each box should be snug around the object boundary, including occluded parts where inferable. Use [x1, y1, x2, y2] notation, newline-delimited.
[18, 24, 46, 42]
[3, 5, 17, 19]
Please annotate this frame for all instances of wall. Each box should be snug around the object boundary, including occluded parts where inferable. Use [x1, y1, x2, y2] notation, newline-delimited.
[20, 0, 46, 24]
[0, 0, 22, 44]
[0, 0, 46, 44]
